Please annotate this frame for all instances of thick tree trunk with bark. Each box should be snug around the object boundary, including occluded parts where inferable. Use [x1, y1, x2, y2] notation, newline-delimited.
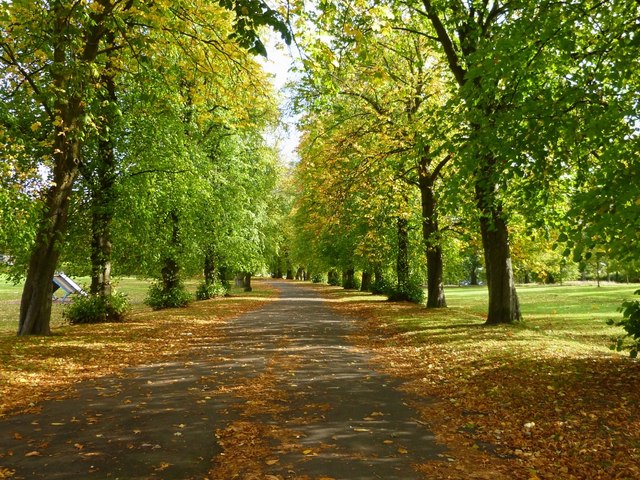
[372, 267, 384, 294]
[19, 38, 83, 334]
[18, 162, 79, 335]
[361, 271, 372, 292]
[475, 163, 521, 324]
[470, 259, 480, 285]
[90, 42, 117, 297]
[161, 211, 181, 293]
[243, 272, 252, 292]
[342, 268, 356, 289]
[418, 154, 447, 308]
[89, 129, 115, 297]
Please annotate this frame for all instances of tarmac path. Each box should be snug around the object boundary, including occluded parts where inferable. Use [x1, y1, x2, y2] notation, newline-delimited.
[0, 280, 443, 479]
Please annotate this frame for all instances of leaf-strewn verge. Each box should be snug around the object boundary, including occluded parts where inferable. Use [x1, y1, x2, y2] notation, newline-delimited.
[319, 286, 640, 480]
[0, 281, 278, 418]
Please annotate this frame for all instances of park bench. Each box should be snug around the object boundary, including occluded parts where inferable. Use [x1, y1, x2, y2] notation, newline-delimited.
[52, 272, 87, 302]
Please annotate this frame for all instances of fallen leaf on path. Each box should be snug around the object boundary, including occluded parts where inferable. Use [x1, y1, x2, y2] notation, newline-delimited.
[0, 467, 16, 479]
[265, 459, 279, 465]
[154, 462, 171, 472]
[398, 447, 409, 454]
[24, 451, 40, 457]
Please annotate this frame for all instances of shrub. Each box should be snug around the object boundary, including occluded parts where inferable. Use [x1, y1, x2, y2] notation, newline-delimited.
[342, 275, 361, 290]
[371, 276, 390, 295]
[145, 281, 191, 310]
[63, 292, 130, 324]
[196, 280, 229, 300]
[607, 289, 640, 358]
[386, 278, 426, 305]
[327, 271, 341, 286]
[311, 273, 325, 284]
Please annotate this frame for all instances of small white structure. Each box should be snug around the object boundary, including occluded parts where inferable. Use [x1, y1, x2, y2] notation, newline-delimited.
[52, 272, 87, 302]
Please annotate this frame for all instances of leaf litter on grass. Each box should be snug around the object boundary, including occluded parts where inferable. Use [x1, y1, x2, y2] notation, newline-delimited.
[0, 283, 278, 417]
[325, 289, 640, 480]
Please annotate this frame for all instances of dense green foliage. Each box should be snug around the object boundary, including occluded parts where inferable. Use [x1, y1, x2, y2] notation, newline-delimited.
[283, 0, 640, 321]
[196, 280, 230, 300]
[0, 0, 290, 334]
[608, 290, 640, 358]
[63, 292, 130, 325]
[144, 281, 192, 310]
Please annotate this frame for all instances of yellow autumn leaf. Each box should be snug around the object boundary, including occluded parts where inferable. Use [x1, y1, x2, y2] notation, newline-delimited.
[0, 467, 16, 479]
[398, 447, 408, 454]
[265, 458, 279, 465]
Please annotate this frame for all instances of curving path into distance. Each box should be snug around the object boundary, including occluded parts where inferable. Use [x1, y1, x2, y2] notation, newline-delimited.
[0, 280, 443, 480]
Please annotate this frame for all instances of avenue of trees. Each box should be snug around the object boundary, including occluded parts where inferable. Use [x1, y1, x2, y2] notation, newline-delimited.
[1, 0, 291, 335]
[283, 0, 640, 324]
[1, 0, 639, 338]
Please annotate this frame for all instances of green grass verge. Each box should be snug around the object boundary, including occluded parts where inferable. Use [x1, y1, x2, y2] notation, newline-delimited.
[333, 282, 640, 355]
[0, 275, 265, 335]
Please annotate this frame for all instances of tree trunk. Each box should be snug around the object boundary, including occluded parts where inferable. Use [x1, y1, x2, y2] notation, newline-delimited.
[204, 251, 217, 284]
[372, 267, 383, 293]
[18, 161, 78, 335]
[361, 271, 372, 292]
[476, 163, 521, 324]
[396, 216, 409, 292]
[342, 268, 356, 289]
[469, 255, 480, 285]
[243, 272, 252, 292]
[89, 34, 118, 298]
[18, 3, 110, 335]
[418, 154, 447, 308]
[161, 211, 181, 292]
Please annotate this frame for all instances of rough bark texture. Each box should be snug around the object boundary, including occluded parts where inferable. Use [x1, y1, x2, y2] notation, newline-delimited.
[243, 272, 252, 292]
[18, 164, 78, 335]
[418, 154, 447, 308]
[476, 164, 521, 324]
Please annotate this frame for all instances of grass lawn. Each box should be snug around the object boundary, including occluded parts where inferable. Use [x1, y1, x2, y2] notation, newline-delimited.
[0, 275, 230, 334]
[320, 282, 640, 480]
